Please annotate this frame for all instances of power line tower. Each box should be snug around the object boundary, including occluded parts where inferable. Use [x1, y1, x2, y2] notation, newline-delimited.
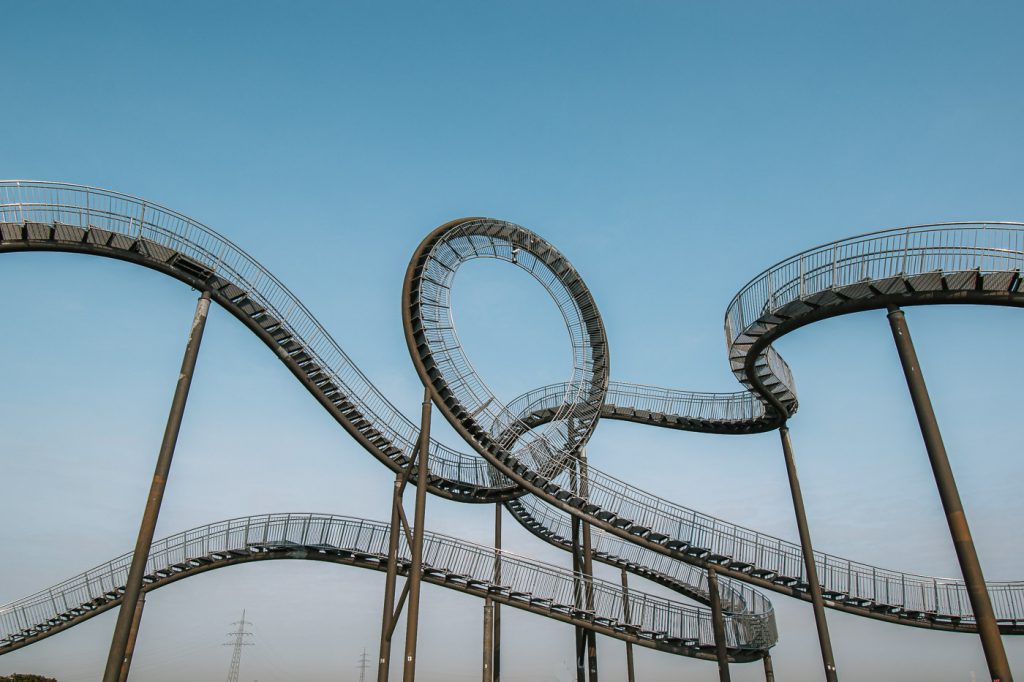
[358, 648, 370, 682]
[223, 609, 253, 682]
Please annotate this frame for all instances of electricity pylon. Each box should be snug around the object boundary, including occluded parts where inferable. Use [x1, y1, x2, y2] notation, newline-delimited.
[358, 648, 371, 682]
[223, 609, 253, 682]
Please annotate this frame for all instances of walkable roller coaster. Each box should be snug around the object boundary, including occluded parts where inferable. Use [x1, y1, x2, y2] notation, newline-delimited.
[0, 182, 1020, 681]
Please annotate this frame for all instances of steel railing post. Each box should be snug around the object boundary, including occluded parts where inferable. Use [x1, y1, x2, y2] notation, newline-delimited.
[402, 388, 433, 682]
[102, 290, 211, 682]
[707, 566, 731, 682]
[779, 424, 838, 682]
[886, 305, 1013, 682]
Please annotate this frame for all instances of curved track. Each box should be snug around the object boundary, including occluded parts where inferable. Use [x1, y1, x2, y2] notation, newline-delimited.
[0, 182, 1020, 662]
[0, 513, 772, 662]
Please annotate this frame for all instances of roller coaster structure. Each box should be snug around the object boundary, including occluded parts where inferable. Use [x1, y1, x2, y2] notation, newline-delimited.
[0, 181, 1020, 681]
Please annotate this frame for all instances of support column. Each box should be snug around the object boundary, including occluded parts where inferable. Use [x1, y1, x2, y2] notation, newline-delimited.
[779, 424, 838, 682]
[103, 290, 211, 682]
[117, 593, 146, 682]
[578, 452, 598, 682]
[402, 388, 433, 682]
[482, 600, 494, 682]
[763, 653, 775, 682]
[569, 460, 586, 682]
[493, 503, 502, 682]
[620, 569, 635, 682]
[378, 469, 406, 682]
[886, 305, 1012, 682]
[707, 566, 731, 682]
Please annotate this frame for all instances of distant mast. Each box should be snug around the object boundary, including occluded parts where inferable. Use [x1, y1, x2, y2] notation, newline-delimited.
[224, 609, 253, 682]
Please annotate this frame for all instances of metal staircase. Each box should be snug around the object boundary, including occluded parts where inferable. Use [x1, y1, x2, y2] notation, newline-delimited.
[0, 513, 773, 662]
[1, 182, 1022, 658]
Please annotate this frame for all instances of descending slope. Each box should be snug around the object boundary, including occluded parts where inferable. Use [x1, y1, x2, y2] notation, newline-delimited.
[0, 181, 1021, 643]
[0, 513, 775, 662]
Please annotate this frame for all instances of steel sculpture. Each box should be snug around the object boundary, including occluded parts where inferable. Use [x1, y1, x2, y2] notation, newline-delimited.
[0, 182, 1021, 682]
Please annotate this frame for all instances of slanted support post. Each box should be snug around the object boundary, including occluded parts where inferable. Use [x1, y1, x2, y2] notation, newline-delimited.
[620, 568, 635, 682]
[117, 593, 146, 682]
[886, 305, 1012, 682]
[402, 387, 433, 682]
[779, 424, 838, 682]
[377, 467, 406, 682]
[707, 566, 731, 682]
[103, 290, 211, 682]
[763, 653, 775, 682]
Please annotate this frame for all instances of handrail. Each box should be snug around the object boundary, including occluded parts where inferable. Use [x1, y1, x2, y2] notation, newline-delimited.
[0, 513, 774, 654]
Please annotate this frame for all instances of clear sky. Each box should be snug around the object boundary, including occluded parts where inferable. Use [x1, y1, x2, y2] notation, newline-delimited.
[1, 1, 1022, 680]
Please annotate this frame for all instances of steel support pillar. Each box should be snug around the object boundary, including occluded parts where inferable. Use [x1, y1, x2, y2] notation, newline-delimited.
[102, 290, 211, 682]
[886, 305, 1012, 682]
[707, 566, 731, 682]
[482, 600, 494, 682]
[578, 452, 598, 682]
[620, 569, 635, 682]
[763, 653, 775, 682]
[378, 467, 407, 682]
[570, 461, 586, 682]
[117, 593, 146, 682]
[779, 424, 838, 682]
[493, 503, 502, 682]
[402, 388, 433, 682]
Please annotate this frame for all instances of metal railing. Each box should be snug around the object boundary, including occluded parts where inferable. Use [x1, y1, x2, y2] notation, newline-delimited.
[505, 381, 765, 426]
[724, 223, 1024, 410]
[0, 513, 770, 652]
[509, 495, 777, 630]
[4, 183, 1022, 632]
[0, 181, 504, 493]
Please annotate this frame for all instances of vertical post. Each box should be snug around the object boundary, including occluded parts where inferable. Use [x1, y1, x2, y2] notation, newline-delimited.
[102, 290, 211, 682]
[707, 566, 731, 682]
[493, 503, 502, 682]
[569, 462, 586, 682]
[886, 305, 1012, 682]
[402, 388, 433, 682]
[378, 469, 406, 682]
[117, 593, 146, 682]
[620, 569, 635, 682]
[763, 653, 775, 682]
[779, 424, 838, 682]
[578, 452, 598, 682]
[482, 600, 494, 682]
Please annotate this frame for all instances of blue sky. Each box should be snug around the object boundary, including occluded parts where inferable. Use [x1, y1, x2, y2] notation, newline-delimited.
[1, 1, 1022, 680]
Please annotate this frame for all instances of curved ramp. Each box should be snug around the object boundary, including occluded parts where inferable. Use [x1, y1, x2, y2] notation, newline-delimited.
[0, 513, 774, 662]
